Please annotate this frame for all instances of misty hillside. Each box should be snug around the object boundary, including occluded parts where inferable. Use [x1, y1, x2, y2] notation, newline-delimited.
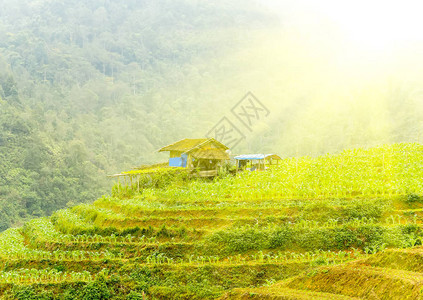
[0, 0, 275, 230]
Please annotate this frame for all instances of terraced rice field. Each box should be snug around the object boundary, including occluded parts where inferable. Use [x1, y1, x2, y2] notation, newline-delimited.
[225, 247, 423, 299]
[0, 143, 422, 299]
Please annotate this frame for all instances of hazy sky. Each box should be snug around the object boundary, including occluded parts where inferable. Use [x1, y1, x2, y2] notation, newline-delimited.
[260, 0, 423, 51]
[246, 0, 423, 152]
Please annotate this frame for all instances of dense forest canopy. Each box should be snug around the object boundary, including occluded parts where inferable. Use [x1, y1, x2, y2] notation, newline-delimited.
[1, 0, 423, 230]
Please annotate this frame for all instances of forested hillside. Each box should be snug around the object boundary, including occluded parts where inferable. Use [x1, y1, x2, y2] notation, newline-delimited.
[0, 0, 275, 230]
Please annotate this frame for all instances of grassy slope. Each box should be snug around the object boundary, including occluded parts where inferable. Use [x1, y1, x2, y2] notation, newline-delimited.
[0, 143, 422, 299]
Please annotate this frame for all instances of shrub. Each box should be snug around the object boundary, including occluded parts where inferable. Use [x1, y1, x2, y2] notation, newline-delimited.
[405, 193, 423, 204]
[300, 202, 340, 222]
[332, 227, 359, 249]
[82, 276, 111, 300]
[269, 227, 293, 249]
[61, 288, 82, 300]
[296, 228, 331, 251]
[343, 199, 387, 220]
[401, 224, 420, 235]
[157, 225, 172, 238]
[126, 291, 145, 300]
[209, 227, 270, 253]
[356, 225, 388, 248]
[121, 227, 141, 236]
[131, 267, 158, 291]
[12, 286, 52, 300]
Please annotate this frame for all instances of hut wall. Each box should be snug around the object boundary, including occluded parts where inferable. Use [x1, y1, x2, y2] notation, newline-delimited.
[170, 151, 183, 158]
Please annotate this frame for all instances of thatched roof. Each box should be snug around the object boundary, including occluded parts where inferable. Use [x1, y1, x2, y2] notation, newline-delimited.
[190, 148, 230, 160]
[158, 138, 229, 153]
[159, 138, 208, 152]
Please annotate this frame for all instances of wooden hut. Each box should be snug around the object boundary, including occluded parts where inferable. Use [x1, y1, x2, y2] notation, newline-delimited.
[234, 154, 281, 172]
[158, 138, 230, 177]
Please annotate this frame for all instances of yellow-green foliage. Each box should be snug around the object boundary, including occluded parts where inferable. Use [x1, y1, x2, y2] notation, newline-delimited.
[1, 143, 423, 299]
[147, 143, 423, 201]
[51, 209, 96, 235]
[0, 228, 26, 257]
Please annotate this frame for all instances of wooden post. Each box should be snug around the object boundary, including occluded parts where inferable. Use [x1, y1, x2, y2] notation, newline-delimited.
[117, 177, 120, 193]
[187, 154, 192, 169]
[137, 175, 140, 192]
[236, 159, 238, 174]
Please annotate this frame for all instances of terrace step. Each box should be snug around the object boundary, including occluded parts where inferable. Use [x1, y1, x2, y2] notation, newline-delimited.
[97, 216, 284, 230]
[0, 261, 312, 287]
[30, 241, 194, 259]
[72, 205, 293, 229]
[362, 247, 423, 273]
[285, 264, 423, 299]
[220, 287, 361, 299]
[91, 203, 295, 219]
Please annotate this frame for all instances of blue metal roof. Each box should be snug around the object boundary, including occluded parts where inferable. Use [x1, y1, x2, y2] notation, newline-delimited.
[234, 154, 275, 160]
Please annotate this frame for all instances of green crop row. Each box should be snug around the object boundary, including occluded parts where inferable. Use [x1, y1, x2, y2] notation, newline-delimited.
[126, 143, 423, 202]
[0, 269, 93, 284]
[140, 248, 363, 266]
[206, 223, 423, 254]
[0, 226, 121, 261]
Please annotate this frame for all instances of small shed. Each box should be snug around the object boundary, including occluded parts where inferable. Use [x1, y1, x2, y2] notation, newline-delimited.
[234, 154, 281, 172]
[158, 138, 230, 177]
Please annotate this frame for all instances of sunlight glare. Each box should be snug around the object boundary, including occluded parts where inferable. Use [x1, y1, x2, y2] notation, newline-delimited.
[261, 0, 423, 51]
